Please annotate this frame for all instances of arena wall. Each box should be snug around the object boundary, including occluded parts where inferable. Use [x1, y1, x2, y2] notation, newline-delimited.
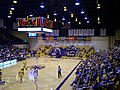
[109, 36, 115, 48]
[10, 30, 120, 51]
[29, 37, 45, 51]
[115, 28, 120, 40]
[13, 44, 29, 48]
[91, 37, 109, 51]
[29, 36, 109, 51]
[8, 31, 29, 40]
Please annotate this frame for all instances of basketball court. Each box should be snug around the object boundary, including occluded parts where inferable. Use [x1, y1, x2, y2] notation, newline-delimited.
[0, 57, 80, 90]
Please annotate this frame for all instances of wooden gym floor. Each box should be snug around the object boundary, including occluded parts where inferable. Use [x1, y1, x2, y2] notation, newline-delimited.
[0, 57, 80, 90]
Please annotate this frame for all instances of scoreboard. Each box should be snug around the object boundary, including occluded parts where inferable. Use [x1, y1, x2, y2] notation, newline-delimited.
[17, 16, 53, 28]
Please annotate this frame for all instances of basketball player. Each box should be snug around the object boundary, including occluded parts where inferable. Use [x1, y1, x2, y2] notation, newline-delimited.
[23, 60, 27, 68]
[0, 69, 2, 81]
[18, 69, 24, 83]
[35, 57, 38, 63]
[33, 68, 38, 82]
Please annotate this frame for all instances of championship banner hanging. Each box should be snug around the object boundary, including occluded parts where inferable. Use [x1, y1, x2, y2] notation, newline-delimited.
[100, 29, 106, 36]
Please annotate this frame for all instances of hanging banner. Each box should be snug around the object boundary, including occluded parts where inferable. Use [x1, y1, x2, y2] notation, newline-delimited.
[68, 29, 74, 36]
[74, 29, 78, 36]
[45, 33, 50, 36]
[78, 29, 83, 36]
[83, 29, 88, 36]
[90, 29, 94, 36]
[68, 29, 71, 36]
[54, 30, 57, 36]
[56, 30, 59, 36]
[100, 29, 106, 36]
[50, 31, 54, 36]
[88, 29, 91, 36]
[76, 29, 79, 36]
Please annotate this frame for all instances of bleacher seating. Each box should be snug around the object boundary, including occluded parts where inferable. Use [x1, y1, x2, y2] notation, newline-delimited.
[49, 45, 78, 58]
[37, 45, 52, 57]
[70, 47, 120, 90]
[0, 45, 30, 62]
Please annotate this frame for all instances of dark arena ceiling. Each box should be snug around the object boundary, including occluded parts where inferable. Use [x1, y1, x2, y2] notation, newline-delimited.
[0, 0, 120, 30]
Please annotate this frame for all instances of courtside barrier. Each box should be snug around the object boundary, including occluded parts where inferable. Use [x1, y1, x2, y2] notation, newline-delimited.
[0, 59, 17, 69]
[56, 60, 82, 90]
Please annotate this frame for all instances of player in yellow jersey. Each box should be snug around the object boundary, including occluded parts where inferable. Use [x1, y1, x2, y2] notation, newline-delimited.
[23, 60, 27, 69]
[0, 69, 2, 81]
[18, 69, 24, 83]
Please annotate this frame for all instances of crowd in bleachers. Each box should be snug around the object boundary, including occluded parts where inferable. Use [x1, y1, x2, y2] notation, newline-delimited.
[66, 45, 77, 57]
[49, 45, 78, 57]
[37, 45, 52, 57]
[78, 47, 94, 58]
[0, 45, 36, 62]
[71, 47, 120, 90]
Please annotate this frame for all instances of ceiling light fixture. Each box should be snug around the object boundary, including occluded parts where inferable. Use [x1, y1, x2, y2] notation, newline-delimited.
[13, 0, 17, 4]
[87, 20, 89, 23]
[29, 14, 33, 17]
[64, 7, 67, 11]
[71, 13, 74, 17]
[79, 21, 81, 24]
[97, 17, 100, 21]
[10, 6, 15, 10]
[8, 15, 11, 18]
[40, 2, 45, 8]
[62, 16, 65, 20]
[54, 18, 57, 22]
[53, 11, 57, 16]
[81, 9, 84, 14]
[75, 18, 78, 22]
[75, 0, 80, 5]
[10, 10, 12, 14]
[97, 4, 100, 9]
[98, 21, 100, 24]
[68, 21, 70, 24]
[62, 22, 64, 25]
[47, 14, 49, 18]
[84, 15, 87, 19]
